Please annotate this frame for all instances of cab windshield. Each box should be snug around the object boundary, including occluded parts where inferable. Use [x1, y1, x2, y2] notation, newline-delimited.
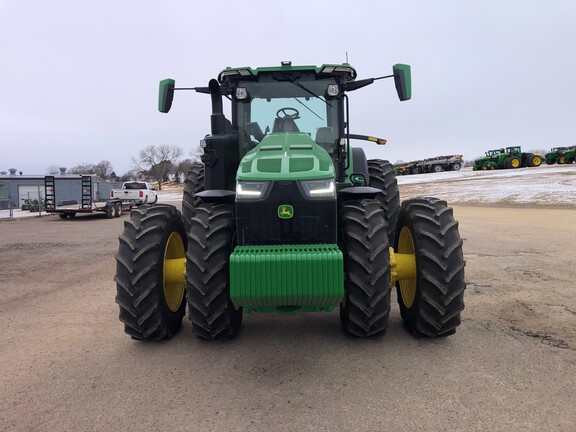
[234, 78, 341, 153]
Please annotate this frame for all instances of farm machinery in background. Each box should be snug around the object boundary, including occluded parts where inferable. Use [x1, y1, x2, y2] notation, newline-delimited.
[545, 146, 576, 165]
[395, 154, 463, 175]
[473, 146, 542, 170]
[114, 61, 466, 342]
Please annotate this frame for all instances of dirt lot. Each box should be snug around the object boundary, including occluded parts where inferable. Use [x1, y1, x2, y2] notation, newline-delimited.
[1, 170, 575, 431]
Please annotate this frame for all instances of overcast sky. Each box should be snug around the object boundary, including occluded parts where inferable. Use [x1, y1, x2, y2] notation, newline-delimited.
[1, 0, 575, 176]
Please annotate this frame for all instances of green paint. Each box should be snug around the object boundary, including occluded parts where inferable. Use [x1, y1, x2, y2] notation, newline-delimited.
[237, 133, 335, 181]
[230, 244, 344, 313]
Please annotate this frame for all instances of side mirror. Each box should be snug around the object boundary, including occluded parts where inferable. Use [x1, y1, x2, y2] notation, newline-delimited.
[392, 64, 411, 101]
[158, 78, 175, 113]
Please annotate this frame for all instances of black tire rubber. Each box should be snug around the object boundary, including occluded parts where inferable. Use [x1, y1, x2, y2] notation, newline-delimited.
[114, 202, 122, 217]
[151, 195, 158, 204]
[511, 157, 521, 168]
[186, 203, 242, 340]
[58, 214, 67, 219]
[367, 159, 400, 245]
[433, 164, 443, 173]
[527, 154, 542, 167]
[106, 206, 114, 218]
[339, 199, 391, 337]
[394, 197, 466, 337]
[115, 204, 187, 341]
[182, 163, 205, 234]
[451, 163, 461, 171]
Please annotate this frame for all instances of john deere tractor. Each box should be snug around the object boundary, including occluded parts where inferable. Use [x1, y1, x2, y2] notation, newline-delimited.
[546, 146, 576, 165]
[115, 62, 466, 341]
[473, 146, 541, 170]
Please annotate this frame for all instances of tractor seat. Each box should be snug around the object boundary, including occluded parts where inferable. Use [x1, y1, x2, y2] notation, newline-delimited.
[315, 127, 335, 154]
[272, 117, 300, 132]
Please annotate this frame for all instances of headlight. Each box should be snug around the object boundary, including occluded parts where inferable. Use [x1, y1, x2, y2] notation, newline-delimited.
[300, 179, 336, 199]
[236, 181, 270, 200]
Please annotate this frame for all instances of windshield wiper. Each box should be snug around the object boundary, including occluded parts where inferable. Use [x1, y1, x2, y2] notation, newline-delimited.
[282, 74, 332, 108]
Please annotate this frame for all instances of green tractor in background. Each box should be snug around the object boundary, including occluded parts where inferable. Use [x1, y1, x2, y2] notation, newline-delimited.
[505, 146, 542, 168]
[473, 149, 502, 170]
[115, 62, 466, 341]
[545, 146, 576, 165]
[473, 146, 542, 170]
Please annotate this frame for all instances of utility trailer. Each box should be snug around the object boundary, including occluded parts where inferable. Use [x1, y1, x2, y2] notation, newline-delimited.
[394, 155, 462, 175]
[416, 155, 463, 173]
[44, 175, 131, 219]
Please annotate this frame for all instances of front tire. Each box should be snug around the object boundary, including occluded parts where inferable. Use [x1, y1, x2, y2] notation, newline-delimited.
[368, 159, 400, 245]
[186, 203, 242, 340]
[395, 198, 466, 337]
[339, 199, 391, 337]
[115, 205, 187, 341]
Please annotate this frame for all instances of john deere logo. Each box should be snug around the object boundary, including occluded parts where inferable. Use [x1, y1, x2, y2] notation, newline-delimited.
[278, 205, 294, 219]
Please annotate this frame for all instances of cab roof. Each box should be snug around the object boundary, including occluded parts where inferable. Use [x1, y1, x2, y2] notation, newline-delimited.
[218, 62, 357, 84]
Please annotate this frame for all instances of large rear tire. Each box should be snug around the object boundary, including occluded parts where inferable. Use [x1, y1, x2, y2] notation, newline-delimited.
[186, 203, 242, 340]
[367, 159, 400, 245]
[339, 199, 391, 337]
[527, 154, 542, 167]
[182, 163, 205, 233]
[395, 198, 466, 337]
[115, 205, 187, 341]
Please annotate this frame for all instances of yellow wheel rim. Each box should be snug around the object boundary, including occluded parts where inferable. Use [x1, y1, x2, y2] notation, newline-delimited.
[163, 232, 186, 312]
[511, 158, 520, 168]
[397, 226, 417, 308]
[559, 156, 565, 164]
[533, 156, 541, 166]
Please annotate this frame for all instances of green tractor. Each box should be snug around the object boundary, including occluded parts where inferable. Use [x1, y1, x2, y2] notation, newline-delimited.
[546, 146, 576, 165]
[473, 146, 542, 170]
[505, 146, 542, 168]
[115, 62, 466, 341]
[473, 149, 502, 170]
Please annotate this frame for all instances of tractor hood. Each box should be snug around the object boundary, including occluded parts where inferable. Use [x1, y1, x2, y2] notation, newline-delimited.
[237, 133, 335, 181]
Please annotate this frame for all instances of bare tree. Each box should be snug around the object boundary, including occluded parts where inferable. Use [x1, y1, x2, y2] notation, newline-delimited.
[177, 158, 195, 182]
[46, 165, 60, 175]
[191, 144, 204, 162]
[68, 163, 96, 175]
[94, 160, 114, 179]
[132, 144, 184, 190]
[119, 169, 139, 182]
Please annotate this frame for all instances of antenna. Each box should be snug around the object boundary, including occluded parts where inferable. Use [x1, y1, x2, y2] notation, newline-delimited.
[345, 51, 349, 63]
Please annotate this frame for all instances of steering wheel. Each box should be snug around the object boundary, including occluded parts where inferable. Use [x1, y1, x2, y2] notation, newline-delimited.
[276, 107, 300, 119]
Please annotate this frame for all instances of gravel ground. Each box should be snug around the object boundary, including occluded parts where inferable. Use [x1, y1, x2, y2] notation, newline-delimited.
[1, 167, 575, 431]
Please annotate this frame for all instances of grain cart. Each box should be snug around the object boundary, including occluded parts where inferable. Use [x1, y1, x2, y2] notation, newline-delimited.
[115, 62, 465, 341]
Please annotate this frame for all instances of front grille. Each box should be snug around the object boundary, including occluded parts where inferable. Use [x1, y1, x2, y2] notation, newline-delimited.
[236, 181, 336, 245]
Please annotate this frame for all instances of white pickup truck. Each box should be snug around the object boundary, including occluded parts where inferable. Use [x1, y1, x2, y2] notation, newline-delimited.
[110, 181, 158, 205]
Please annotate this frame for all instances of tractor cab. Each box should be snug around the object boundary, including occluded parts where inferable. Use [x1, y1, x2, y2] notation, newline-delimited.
[159, 62, 411, 192]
